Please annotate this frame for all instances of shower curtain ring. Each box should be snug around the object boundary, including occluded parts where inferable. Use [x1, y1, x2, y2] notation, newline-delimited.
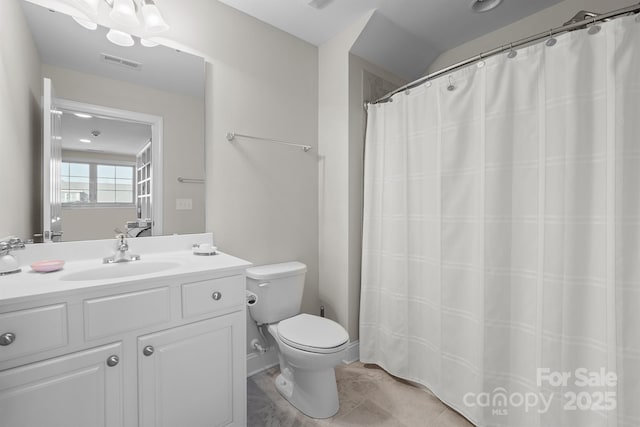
[545, 29, 557, 47]
[447, 75, 455, 91]
[588, 17, 601, 35]
[477, 53, 485, 68]
[507, 43, 517, 58]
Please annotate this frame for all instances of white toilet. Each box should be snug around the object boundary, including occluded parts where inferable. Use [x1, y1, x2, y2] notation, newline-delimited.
[246, 262, 349, 419]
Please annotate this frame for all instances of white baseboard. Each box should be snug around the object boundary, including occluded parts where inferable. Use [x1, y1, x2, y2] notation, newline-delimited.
[342, 340, 360, 364]
[246, 349, 279, 377]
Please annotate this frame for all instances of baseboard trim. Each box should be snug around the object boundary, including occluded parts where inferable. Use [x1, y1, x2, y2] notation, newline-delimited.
[247, 349, 279, 377]
[342, 340, 360, 364]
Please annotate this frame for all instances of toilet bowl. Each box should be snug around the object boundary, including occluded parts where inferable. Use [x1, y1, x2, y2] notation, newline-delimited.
[246, 262, 349, 418]
[267, 314, 349, 418]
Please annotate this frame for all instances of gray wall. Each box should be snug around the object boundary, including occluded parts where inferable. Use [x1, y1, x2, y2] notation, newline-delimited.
[348, 54, 406, 340]
[317, 13, 372, 340]
[158, 1, 320, 353]
[317, 12, 406, 341]
[0, 0, 42, 239]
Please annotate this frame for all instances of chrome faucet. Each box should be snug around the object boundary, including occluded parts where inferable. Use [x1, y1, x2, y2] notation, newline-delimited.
[0, 237, 26, 275]
[103, 234, 140, 264]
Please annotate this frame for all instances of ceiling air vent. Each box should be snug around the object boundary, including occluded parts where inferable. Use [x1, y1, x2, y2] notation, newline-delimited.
[308, 0, 333, 10]
[100, 53, 142, 71]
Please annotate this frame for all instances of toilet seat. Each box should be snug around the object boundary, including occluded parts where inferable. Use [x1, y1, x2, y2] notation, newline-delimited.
[277, 314, 349, 354]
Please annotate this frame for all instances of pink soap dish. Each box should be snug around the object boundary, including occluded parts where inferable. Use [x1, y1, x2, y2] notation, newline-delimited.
[31, 260, 65, 273]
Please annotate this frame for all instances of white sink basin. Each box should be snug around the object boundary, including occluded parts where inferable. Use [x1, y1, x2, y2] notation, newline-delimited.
[60, 261, 181, 282]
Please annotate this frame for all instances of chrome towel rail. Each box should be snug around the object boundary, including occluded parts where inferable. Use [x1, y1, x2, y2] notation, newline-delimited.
[177, 177, 205, 184]
[226, 132, 312, 152]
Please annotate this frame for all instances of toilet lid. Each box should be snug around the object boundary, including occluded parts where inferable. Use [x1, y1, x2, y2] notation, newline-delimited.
[277, 314, 349, 354]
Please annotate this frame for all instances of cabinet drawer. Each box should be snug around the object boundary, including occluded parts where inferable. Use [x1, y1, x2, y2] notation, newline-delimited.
[0, 304, 67, 362]
[182, 275, 244, 319]
[84, 287, 170, 340]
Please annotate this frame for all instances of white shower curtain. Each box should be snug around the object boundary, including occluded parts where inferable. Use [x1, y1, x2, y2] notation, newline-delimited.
[360, 14, 640, 427]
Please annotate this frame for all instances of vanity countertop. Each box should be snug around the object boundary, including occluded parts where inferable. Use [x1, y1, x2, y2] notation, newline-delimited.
[0, 250, 251, 305]
[0, 233, 251, 305]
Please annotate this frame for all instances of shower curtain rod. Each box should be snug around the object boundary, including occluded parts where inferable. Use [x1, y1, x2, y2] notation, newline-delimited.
[370, 2, 640, 105]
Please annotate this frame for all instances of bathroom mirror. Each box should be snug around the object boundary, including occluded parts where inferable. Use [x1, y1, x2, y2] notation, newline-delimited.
[19, 0, 206, 242]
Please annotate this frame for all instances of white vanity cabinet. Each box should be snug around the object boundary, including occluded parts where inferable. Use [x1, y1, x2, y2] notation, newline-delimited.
[0, 267, 247, 427]
[0, 342, 124, 427]
[138, 312, 244, 427]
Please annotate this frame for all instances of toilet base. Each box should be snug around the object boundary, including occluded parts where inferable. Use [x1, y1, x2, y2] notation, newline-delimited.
[274, 367, 339, 419]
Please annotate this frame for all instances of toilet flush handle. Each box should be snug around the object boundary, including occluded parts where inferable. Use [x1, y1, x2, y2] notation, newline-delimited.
[258, 282, 270, 288]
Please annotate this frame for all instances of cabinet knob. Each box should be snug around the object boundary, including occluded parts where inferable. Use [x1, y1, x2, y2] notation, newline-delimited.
[143, 345, 155, 356]
[106, 355, 119, 367]
[0, 332, 15, 346]
[212, 291, 222, 301]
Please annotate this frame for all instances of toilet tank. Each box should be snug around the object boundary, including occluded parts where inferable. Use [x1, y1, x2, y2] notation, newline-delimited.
[246, 262, 307, 324]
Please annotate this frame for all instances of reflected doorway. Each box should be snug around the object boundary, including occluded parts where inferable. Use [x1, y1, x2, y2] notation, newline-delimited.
[55, 98, 163, 241]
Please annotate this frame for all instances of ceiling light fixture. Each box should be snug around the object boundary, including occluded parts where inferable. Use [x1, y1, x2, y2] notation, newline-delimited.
[106, 28, 135, 47]
[70, 0, 170, 47]
[471, 0, 503, 13]
[80, 138, 92, 143]
[73, 112, 93, 118]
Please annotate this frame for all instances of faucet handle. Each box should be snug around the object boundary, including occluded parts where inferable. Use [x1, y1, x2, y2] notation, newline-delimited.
[0, 237, 25, 256]
[114, 234, 129, 253]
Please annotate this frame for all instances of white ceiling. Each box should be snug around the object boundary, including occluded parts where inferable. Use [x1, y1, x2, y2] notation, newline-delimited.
[219, 0, 564, 79]
[60, 110, 151, 156]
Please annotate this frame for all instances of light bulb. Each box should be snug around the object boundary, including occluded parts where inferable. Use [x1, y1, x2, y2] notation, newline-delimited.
[110, 0, 140, 27]
[142, 0, 170, 32]
[140, 39, 159, 47]
[106, 29, 135, 47]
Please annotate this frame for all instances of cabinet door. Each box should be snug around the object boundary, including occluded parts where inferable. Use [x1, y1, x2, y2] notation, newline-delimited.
[0, 342, 123, 427]
[138, 312, 245, 427]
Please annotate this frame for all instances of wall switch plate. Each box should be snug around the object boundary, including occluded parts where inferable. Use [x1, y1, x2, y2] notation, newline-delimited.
[176, 198, 192, 210]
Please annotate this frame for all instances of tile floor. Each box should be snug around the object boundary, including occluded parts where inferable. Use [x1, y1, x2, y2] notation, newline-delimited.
[247, 362, 475, 427]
